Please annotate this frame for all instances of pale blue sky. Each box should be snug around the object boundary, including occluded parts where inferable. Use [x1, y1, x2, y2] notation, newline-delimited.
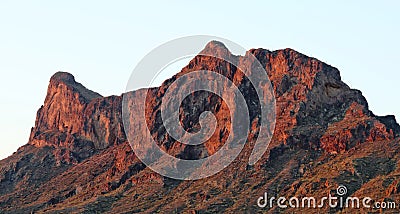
[0, 1, 399, 159]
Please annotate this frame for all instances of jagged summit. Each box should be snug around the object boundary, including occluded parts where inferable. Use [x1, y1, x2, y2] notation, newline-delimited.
[203, 40, 229, 51]
[1, 44, 400, 213]
[50, 71, 76, 84]
[199, 40, 233, 58]
[28, 70, 125, 150]
[48, 71, 102, 102]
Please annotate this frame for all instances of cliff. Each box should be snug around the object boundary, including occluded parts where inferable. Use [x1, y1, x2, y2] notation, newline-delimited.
[0, 42, 399, 213]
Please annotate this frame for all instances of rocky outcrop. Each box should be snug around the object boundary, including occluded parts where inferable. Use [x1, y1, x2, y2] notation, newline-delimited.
[28, 72, 126, 164]
[1, 42, 399, 213]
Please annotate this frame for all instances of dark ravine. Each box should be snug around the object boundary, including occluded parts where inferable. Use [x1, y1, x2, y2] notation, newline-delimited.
[1, 41, 400, 213]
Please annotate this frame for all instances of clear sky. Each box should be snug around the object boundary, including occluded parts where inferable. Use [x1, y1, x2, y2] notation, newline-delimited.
[0, 1, 399, 159]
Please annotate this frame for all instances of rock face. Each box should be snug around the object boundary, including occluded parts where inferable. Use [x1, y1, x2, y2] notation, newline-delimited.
[1, 42, 400, 213]
[29, 72, 126, 163]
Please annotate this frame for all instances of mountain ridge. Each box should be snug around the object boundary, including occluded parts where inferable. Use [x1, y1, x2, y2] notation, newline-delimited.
[1, 42, 400, 213]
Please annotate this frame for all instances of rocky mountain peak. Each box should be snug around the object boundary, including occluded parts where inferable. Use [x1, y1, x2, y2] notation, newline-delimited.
[50, 71, 76, 84]
[2, 43, 400, 213]
[199, 40, 233, 58]
[48, 71, 102, 102]
[28, 72, 125, 163]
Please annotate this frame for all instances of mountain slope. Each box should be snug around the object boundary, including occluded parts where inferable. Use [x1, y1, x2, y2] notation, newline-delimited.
[1, 42, 399, 213]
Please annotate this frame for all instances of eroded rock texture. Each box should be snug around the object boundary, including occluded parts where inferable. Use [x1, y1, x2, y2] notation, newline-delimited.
[1, 41, 399, 213]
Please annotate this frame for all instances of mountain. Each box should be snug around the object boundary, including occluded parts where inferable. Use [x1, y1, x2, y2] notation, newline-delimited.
[1, 41, 400, 213]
